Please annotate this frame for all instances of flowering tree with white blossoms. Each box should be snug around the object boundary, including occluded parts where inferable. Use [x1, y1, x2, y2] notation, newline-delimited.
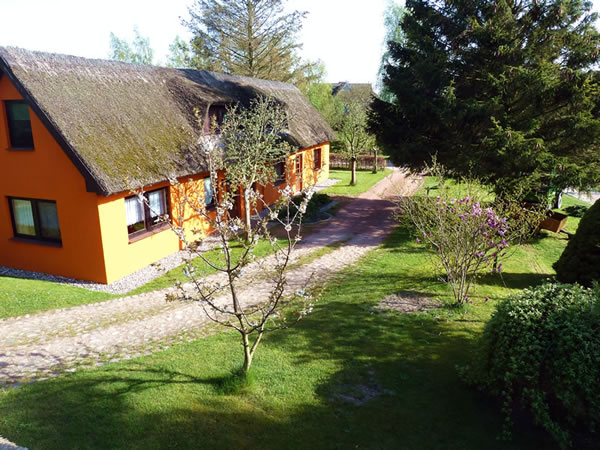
[217, 96, 292, 238]
[146, 98, 315, 374]
[397, 165, 540, 305]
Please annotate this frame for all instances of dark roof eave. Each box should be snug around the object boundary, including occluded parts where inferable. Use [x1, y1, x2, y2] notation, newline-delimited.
[0, 58, 108, 196]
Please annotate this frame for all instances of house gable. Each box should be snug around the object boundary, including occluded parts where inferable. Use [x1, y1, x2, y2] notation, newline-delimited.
[0, 73, 108, 282]
[0, 65, 104, 194]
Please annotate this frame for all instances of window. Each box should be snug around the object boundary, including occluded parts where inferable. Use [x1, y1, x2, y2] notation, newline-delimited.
[204, 177, 215, 208]
[8, 197, 61, 243]
[274, 161, 285, 185]
[125, 187, 169, 238]
[5, 101, 34, 149]
[203, 104, 227, 134]
[313, 148, 322, 170]
[295, 154, 302, 174]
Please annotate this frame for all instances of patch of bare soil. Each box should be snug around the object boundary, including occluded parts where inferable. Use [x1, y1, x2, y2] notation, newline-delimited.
[330, 370, 395, 406]
[377, 292, 440, 313]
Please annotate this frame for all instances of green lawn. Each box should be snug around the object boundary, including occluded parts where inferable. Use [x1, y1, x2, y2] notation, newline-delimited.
[0, 238, 285, 319]
[0, 197, 585, 448]
[0, 278, 115, 319]
[322, 168, 391, 196]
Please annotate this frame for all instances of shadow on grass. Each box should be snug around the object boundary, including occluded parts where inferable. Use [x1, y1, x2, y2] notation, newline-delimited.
[0, 306, 553, 450]
[477, 272, 552, 290]
[563, 204, 589, 218]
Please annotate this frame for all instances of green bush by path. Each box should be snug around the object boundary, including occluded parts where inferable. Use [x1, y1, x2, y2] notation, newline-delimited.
[554, 199, 600, 286]
[465, 282, 600, 448]
[277, 192, 332, 223]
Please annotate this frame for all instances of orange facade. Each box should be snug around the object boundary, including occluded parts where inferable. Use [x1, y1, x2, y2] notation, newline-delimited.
[0, 75, 330, 284]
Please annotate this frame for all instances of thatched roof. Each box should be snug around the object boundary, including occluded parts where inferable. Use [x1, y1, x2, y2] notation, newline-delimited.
[331, 82, 374, 107]
[0, 47, 335, 195]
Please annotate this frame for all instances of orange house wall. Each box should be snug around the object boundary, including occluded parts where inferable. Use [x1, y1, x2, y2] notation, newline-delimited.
[259, 143, 330, 209]
[0, 75, 108, 282]
[100, 145, 333, 284]
[97, 172, 219, 284]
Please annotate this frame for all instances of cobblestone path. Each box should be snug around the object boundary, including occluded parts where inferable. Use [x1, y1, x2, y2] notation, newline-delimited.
[0, 170, 421, 384]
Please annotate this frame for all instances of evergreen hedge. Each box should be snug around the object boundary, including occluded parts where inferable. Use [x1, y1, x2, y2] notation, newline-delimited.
[554, 199, 600, 286]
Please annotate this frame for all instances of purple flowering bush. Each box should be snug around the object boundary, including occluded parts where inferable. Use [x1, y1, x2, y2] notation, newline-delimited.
[397, 168, 540, 305]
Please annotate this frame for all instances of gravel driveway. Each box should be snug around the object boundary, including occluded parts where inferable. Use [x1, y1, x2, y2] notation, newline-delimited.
[0, 169, 421, 385]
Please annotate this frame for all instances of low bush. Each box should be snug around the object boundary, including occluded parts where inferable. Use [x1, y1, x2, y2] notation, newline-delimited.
[278, 192, 332, 223]
[397, 166, 539, 305]
[464, 282, 600, 448]
[554, 199, 600, 286]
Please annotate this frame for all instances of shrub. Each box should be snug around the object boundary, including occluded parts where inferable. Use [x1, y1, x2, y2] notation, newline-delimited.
[554, 199, 600, 286]
[465, 283, 600, 448]
[397, 167, 539, 305]
[278, 192, 331, 223]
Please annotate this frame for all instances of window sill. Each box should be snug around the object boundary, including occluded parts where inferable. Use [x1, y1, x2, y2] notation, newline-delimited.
[7, 147, 34, 151]
[10, 237, 62, 248]
[128, 222, 170, 244]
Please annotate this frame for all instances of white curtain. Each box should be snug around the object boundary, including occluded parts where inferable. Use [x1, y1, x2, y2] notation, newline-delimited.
[12, 199, 35, 236]
[148, 190, 166, 218]
[125, 196, 144, 226]
[38, 201, 61, 239]
[204, 178, 214, 206]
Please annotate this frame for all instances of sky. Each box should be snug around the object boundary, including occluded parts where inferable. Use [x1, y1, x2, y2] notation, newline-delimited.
[2, 0, 600, 86]
[0, 0, 389, 85]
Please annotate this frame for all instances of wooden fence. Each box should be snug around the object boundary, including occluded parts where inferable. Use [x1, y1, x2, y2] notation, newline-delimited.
[329, 153, 387, 171]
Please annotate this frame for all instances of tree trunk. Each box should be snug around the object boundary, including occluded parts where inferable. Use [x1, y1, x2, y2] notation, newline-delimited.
[351, 157, 357, 185]
[243, 189, 252, 240]
[242, 331, 253, 373]
[372, 147, 378, 174]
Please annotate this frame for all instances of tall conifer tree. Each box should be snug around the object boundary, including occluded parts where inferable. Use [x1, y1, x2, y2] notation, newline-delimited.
[183, 0, 314, 83]
[370, 0, 600, 196]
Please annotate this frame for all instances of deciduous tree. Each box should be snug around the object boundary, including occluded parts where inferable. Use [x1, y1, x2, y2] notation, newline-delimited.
[338, 103, 376, 185]
[376, 0, 406, 102]
[109, 27, 154, 65]
[216, 97, 292, 236]
[161, 146, 314, 375]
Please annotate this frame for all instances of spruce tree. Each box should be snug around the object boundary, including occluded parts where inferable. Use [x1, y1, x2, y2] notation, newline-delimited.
[370, 0, 600, 196]
[183, 0, 314, 83]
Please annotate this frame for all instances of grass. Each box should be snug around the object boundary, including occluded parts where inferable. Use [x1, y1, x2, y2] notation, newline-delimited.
[321, 168, 391, 196]
[421, 176, 495, 201]
[0, 238, 286, 319]
[0, 278, 114, 319]
[0, 194, 587, 448]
